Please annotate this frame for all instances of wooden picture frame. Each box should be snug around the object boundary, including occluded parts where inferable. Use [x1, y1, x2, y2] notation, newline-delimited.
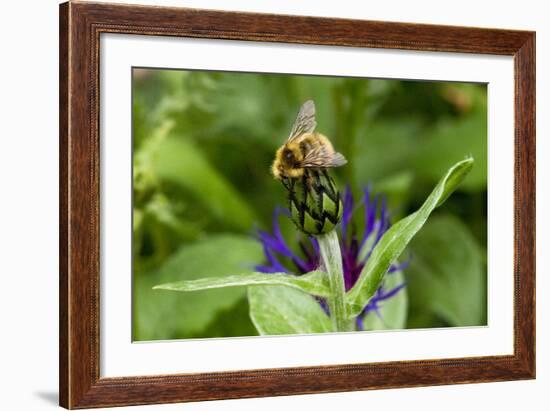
[59, 1, 535, 408]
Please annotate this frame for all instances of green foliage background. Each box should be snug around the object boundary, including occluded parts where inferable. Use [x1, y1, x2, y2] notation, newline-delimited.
[132, 68, 487, 341]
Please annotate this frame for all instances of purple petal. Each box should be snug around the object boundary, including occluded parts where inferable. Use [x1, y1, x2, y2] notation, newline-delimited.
[362, 300, 379, 315]
[378, 282, 407, 300]
[341, 185, 354, 241]
[361, 190, 378, 248]
[298, 239, 320, 272]
[309, 236, 320, 256]
[342, 237, 359, 290]
[272, 207, 308, 271]
[315, 297, 330, 315]
[360, 195, 391, 263]
[262, 246, 289, 273]
[388, 254, 412, 274]
[255, 265, 284, 274]
[361, 282, 407, 318]
[256, 207, 308, 272]
[373, 306, 384, 320]
[356, 315, 364, 331]
[257, 230, 290, 256]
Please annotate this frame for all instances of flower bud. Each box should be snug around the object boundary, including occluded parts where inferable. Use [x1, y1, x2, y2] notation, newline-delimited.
[284, 170, 343, 235]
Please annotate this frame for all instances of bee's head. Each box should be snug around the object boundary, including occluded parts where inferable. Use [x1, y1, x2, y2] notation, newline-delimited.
[283, 148, 294, 162]
[282, 145, 302, 167]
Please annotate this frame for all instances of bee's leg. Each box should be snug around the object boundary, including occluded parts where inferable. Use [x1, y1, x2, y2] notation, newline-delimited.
[301, 174, 309, 204]
[281, 177, 290, 191]
[304, 172, 311, 189]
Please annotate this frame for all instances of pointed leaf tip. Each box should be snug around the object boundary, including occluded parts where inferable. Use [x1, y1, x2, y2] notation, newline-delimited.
[346, 158, 474, 317]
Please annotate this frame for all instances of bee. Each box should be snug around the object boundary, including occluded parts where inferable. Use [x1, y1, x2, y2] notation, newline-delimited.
[272, 100, 347, 181]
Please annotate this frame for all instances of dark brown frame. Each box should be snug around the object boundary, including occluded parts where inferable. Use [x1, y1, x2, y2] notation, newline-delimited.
[59, 1, 535, 409]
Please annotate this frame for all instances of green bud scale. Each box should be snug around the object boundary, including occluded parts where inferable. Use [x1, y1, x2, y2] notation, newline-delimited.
[282, 170, 343, 235]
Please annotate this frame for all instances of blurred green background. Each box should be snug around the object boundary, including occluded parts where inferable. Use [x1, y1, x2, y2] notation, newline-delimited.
[132, 68, 487, 341]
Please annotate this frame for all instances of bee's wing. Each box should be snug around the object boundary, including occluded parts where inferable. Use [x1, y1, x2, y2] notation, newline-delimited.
[287, 100, 317, 142]
[300, 147, 348, 168]
[330, 152, 348, 167]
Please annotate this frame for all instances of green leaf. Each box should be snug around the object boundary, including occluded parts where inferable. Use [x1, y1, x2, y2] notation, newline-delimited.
[406, 215, 486, 327]
[199, 297, 259, 338]
[154, 137, 257, 231]
[361, 270, 408, 330]
[133, 234, 263, 341]
[346, 157, 474, 317]
[248, 286, 332, 335]
[154, 270, 330, 298]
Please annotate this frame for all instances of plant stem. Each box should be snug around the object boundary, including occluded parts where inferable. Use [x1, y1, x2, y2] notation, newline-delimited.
[317, 230, 354, 332]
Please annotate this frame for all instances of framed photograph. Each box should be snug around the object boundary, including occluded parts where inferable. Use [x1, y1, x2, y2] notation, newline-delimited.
[59, 1, 535, 409]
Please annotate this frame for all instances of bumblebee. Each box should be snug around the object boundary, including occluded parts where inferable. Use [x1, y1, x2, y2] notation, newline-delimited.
[272, 100, 347, 180]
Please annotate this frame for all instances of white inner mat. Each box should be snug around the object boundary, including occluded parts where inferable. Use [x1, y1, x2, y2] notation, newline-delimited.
[100, 33, 515, 377]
